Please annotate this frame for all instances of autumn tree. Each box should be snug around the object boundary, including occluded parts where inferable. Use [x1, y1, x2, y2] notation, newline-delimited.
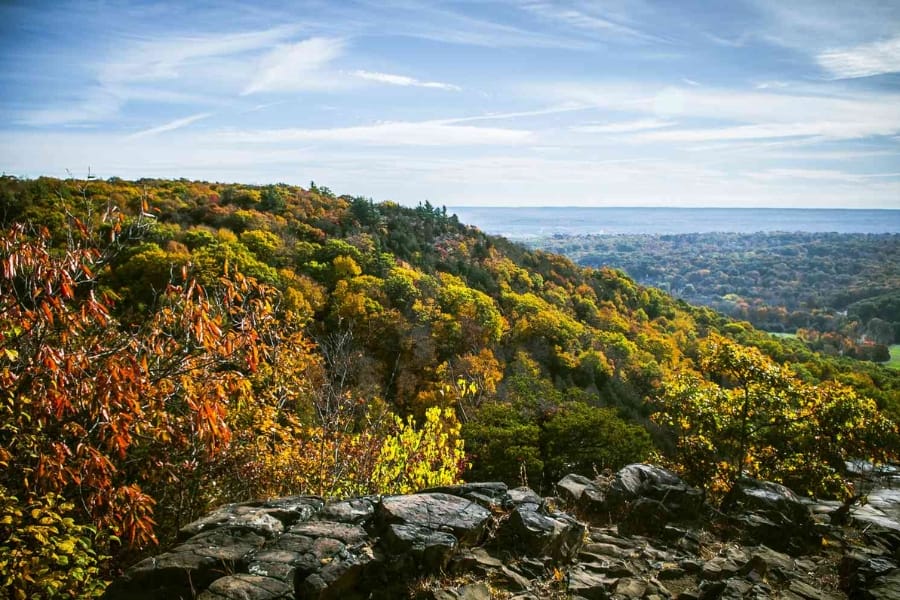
[655, 334, 899, 497]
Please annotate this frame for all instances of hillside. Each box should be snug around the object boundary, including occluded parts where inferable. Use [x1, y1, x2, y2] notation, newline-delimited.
[530, 232, 900, 361]
[1, 176, 898, 593]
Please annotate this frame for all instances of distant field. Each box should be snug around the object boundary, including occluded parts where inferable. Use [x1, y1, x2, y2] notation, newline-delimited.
[887, 345, 900, 369]
[769, 332, 798, 339]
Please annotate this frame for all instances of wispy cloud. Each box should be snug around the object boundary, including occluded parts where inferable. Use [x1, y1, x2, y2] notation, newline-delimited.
[817, 36, 900, 79]
[230, 123, 531, 146]
[352, 70, 460, 91]
[445, 104, 590, 124]
[535, 83, 900, 143]
[218, 119, 533, 146]
[100, 26, 300, 84]
[571, 119, 676, 134]
[517, 1, 667, 44]
[242, 37, 347, 95]
[129, 113, 212, 138]
[632, 122, 887, 143]
[377, 2, 591, 49]
[746, 168, 900, 183]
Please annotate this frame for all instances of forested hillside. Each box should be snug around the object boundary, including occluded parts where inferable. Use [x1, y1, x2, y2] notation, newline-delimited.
[532, 232, 900, 361]
[1, 176, 898, 595]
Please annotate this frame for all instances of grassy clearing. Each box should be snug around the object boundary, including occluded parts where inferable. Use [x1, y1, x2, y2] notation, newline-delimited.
[886, 345, 900, 370]
[769, 332, 797, 339]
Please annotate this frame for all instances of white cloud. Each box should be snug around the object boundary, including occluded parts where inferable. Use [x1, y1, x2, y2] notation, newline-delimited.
[445, 104, 589, 124]
[632, 122, 889, 143]
[242, 37, 347, 95]
[534, 83, 900, 142]
[571, 119, 676, 134]
[352, 70, 460, 91]
[817, 36, 900, 79]
[129, 113, 212, 138]
[100, 26, 300, 84]
[218, 119, 533, 146]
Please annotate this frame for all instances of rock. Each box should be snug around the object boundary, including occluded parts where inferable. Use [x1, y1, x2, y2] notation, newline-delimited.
[581, 541, 634, 559]
[103, 529, 266, 600]
[867, 570, 900, 600]
[703, 556, 742, 581]
[382, 523, 458, 572]
[557, 474, 597, 505]
[497, 564, 532, 592]
[741, 545, 794, 581]
[618, 497, 672, 536]
[614, 577, 648, 598]
[375, 493, 491, 546]
[507, 486, 543, 507]
[567, 565, 614, 599]
[269, 524, 375, 600]
[715, 578, 752, 600]
[289, 521, 368, 544]
[786, 579, 843, 600]
[103, 469, 898, 600]
[431, 582, 492, 600]
[721, 478, 819, 554]
[247, 549, 300, 583]
[577, 487, 609, 523]
[179, 506, 283, 540]
[197, 574, 293, 600]
[179, 497, 323, 541]
[497, 503, 585, 562]
[841, 553, 900, 598]
[605, 464, 704, 524]
[294, 544, 373, 600]
[421, 482, 509, 509]
[317, 498, 375, 524]
[449, 547, 504, 576]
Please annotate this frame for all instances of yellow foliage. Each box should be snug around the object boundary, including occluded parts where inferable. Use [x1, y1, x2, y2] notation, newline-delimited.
[371, 407, 467, 495]
[0, 488, 110, 599]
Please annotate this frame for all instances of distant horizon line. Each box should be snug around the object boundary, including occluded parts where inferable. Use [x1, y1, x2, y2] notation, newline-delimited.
[448, 205, 900, 211]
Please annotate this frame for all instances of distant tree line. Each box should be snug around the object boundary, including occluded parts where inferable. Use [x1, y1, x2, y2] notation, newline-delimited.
[533, 232, 900, 362]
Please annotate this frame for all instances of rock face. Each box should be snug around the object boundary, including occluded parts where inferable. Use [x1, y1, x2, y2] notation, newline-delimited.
[105, 464, 900, 599]
[722, 477, 820, 554]
[104, 482, 583, 600]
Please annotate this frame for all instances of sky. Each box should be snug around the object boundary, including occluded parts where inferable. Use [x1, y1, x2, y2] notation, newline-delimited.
[1, 1, 899, 208]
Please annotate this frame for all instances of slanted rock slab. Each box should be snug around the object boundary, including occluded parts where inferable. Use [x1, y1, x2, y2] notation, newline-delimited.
[375, 492, 491, 546]
[197, 574, 293, 600]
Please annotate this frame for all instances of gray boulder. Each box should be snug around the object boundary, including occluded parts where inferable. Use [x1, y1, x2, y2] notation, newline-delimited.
[606, 464, 704, 523]
[421, 482, 509, 509]
[374, 492, 492, 547]
[103, 528, 267, 600]
[497, 503, 586, 562]
[722, 478, 819, 554]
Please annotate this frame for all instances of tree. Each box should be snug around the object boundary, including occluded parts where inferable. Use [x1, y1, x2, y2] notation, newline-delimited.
[542, 402, 652, 483]
[654, 334, 898, 497]
[462, 402, 543, 488]
[0, 222, 273, 589]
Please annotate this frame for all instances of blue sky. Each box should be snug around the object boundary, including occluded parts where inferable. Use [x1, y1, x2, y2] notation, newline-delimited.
[1, 1, 899, 208]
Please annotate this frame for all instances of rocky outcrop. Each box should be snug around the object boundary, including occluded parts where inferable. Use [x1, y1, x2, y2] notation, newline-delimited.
[105, 464, 900, 599]
[104, 482, 585, 600]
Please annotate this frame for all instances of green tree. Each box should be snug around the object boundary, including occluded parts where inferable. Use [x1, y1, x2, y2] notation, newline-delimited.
[462, 402, 543, 487]
[542, 402, 652, 483]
